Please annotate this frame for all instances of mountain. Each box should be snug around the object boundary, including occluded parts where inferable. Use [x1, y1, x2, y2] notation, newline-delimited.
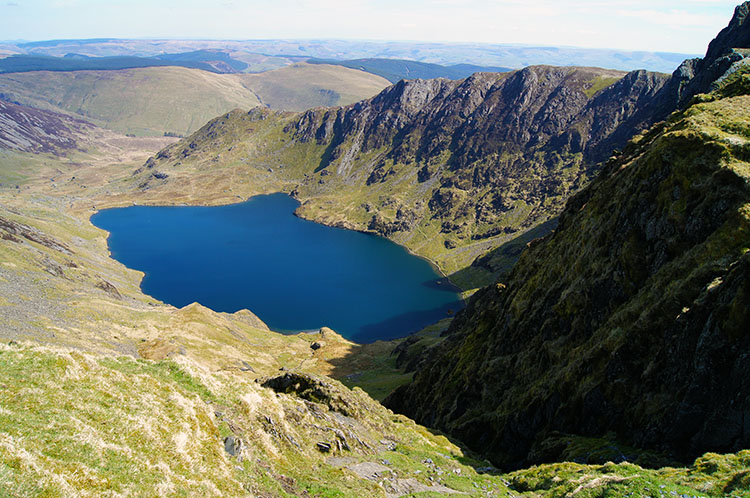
[0, 89, 747, 498]
[1, 5, 749, 497]
[308, 58, 511, 83]
[143, 64, 674, 285]
[0, 66, 259, 136]
[0, 49, 256, 74]
[154, 49, 249, 73]
[236, 63, 391, 111]
[384, 2, 750, 469]
[0, 64, 389, 136]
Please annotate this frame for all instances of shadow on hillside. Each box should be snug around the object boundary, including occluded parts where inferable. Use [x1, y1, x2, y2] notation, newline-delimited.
[324, 307, 457, 402]
[325, 332, 500, 472]
[448, 217, 558, 288]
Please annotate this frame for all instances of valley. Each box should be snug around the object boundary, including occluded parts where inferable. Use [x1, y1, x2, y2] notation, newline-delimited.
[0, 2, 749, 497]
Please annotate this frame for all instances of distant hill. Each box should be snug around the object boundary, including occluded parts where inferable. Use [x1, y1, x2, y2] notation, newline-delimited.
[155, 49, 249, 73]
[0, 51, 254, 74]
[0, 66, 261, 136]
[0, 54, 221, 74]
[308, 58, 510, 83]
[0, 63, 389, 136]
[237, 63, 390, 110]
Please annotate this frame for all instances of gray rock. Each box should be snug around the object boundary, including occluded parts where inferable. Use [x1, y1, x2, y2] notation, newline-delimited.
[224, 436, 244, 457]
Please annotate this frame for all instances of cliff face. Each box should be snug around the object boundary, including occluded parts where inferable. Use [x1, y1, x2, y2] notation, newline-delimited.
[671, 2, 750, 109]
[286, 66, 668, 233]
[385, 6, 750, 469]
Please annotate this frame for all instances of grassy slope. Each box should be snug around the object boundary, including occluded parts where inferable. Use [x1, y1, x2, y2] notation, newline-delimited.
[240, 62, 391, 110]
[308, 58, 510, 83]
[0, 67, 261, 137]
[4, 343, 748, 498]
[0, 64, 388, 136]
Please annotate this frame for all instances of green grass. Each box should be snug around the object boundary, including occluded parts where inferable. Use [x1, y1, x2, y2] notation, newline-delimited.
[98, 357, 218, 403]
[239, 62, 390, 110]
[0, 345, 243, 497]
[0, 150, 54, 185]
[583, 75, 621, 98]
[0, 67, 263, 137]
[1, 279, 748, 497]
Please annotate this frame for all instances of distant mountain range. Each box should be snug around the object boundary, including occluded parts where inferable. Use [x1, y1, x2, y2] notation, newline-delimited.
[308, 58, 511, 83]
[1, 38, 696, 74]
[0, 52, 510, 84]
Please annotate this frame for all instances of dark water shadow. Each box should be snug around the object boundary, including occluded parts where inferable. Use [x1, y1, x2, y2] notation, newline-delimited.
[349, 300, 464, 344]
[420, 277, 463, 293]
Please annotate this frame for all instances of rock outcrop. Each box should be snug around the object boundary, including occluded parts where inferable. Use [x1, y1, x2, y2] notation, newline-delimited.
[282, 66, 669, 237]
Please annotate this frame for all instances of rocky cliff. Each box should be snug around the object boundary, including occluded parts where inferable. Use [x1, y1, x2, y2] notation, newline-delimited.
[288, 65, 666, 231]
[385, 6, 750, 469]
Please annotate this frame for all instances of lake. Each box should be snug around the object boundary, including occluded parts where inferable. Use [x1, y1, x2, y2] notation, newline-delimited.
[91, 193, 463, 343]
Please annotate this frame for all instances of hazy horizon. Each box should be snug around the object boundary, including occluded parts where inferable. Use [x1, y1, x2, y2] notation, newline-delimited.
[0, 1, 743, 54]
[3, 36, 703, 57]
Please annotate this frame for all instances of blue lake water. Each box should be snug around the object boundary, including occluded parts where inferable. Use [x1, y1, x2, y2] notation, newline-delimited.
[91, 193, 463, 343]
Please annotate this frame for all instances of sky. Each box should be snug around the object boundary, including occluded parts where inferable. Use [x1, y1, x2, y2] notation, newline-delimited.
[0, 0, 743, 54]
